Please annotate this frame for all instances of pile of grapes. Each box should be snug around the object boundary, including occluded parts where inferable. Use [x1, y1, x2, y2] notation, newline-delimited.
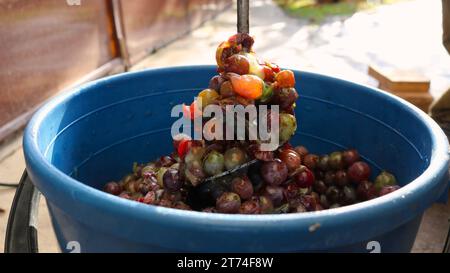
[103, 34, 401, 214]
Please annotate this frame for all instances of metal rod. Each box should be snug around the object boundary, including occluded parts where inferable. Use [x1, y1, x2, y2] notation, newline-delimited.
[237, 0, 249, 34]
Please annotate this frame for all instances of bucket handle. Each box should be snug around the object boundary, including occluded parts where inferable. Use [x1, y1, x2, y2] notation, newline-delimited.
[4, 170, 39, 253]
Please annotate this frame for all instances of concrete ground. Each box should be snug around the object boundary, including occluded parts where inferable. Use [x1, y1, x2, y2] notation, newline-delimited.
[1, 0, 449, 252]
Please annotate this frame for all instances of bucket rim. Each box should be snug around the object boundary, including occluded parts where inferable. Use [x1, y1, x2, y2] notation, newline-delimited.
[23, 65, 449, 239]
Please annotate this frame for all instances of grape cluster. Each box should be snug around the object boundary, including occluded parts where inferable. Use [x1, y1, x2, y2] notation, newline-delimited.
[103, 33, 401, 213]
[104, 143, 400, 213]
[185, 33, 298, 145]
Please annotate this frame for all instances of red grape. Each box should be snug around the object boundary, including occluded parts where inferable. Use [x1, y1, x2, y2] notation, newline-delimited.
[163, 169, 183, 192]
[275, 70, 295, 88]
[231, 176, 254, 200]
[260, 159, 288, 186]
[303, 154, 319, 170]
[348, 161, 371, 183]
[356, 181, 377, 200]
[263, 185, 285, 207]
[295, 168, 315, 188]
[216, 192, 241, 213]
[343, 149, 360, 166]
[335, 170, 349, 187]
[278, 149, 301, 172]
[239, 200, 261, 214]
[379, 185, 401, 196]
[224, 54, 250, 75]
[104, 182, 122, 195]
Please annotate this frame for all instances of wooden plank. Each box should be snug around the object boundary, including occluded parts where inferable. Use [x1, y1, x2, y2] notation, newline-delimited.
[368, 65, 430, 93]
[390, 91, 434, 112]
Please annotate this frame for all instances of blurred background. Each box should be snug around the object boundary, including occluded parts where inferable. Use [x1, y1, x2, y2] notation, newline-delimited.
[0, 0, 449, 252]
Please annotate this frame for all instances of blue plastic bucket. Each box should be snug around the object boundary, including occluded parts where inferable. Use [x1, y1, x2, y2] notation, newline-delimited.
[23, 66, 449, 252]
